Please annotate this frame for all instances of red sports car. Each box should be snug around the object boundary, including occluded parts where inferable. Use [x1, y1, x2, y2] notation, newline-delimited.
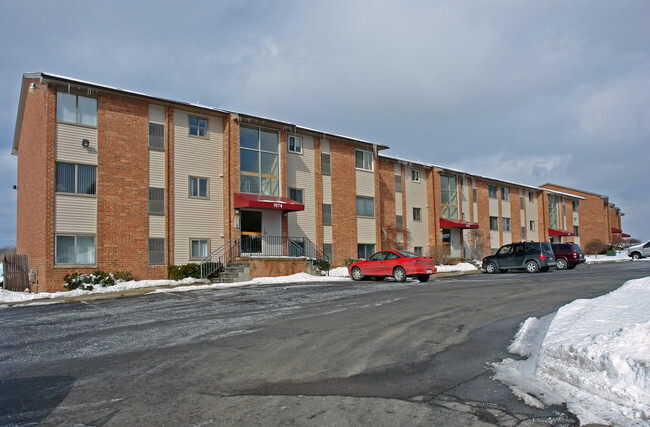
[348, 250, 437, 282]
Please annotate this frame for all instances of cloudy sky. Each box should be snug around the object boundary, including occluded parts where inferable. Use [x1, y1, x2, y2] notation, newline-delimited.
[1, 0, 648, 247]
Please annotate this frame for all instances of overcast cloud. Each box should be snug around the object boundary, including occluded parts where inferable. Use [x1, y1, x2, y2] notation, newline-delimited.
[1, 0, 648, 247]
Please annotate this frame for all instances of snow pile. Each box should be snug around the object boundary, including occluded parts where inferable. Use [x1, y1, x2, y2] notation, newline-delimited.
[493, 276, 650, 425]
[436, 262, 477, 273]
[585, 250, 631, 264]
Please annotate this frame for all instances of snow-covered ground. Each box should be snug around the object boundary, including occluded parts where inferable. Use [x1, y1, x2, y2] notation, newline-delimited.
[493, 276, 650, 426]
[585, 250, 633, 264]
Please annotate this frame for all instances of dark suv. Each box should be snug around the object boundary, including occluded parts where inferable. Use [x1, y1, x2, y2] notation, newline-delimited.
[551, 243, 585, 270]
[482, 242, 556, 273]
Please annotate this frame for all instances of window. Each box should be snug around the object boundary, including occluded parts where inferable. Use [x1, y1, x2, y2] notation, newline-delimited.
[189, 116, 208, 137]
[149, 123, 164, 150]
[529, 191, 534, 202]
[411, 169, 420, 182]
[489, 185, 497, 199]
[321, 153, 331, 176]
[490, 216, 499, 231]
[240, 126, 279, 196]
[395, 174, 402, 192]
[149, 238, 164, 265]
[322, 204, 332, 226]
[530, 220, 536, 231]
[323, 243, 333, 263]
[55, 162, 96, 195]
[574, 226, 580, 237]
[396, 215, 404, 228]
[573, 201, 579, 212]
[356, 196, 374, 217]
[189, 176, 208, 198]
[413, 207, 422, 221]
[289, 188, 303, 204]
[57, 91, 97, 126]
[520, 195, 524, 209]
[149, 187, 164, 214]
[55, 235, 96, 265]
[413, 247, 423, 256]
[358, 244, 375, 259]
[473, 188, 477, 202]
[503, 218, 511, 232]
[441, 229, 451, 244]
[521, 226, 527, 240]
[440, 175, 458, 219]
[548, 195, 559, 229]
[288, 135, 302, 153]
[501, 187, 509, 201]
[355, 150, 373, 171]
[190, 239, 209, 259]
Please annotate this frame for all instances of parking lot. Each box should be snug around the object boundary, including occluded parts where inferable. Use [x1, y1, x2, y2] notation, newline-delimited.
[2, 261, 649, 426]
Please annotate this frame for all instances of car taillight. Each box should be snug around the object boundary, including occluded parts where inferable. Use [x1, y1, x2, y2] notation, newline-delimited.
[539, 254, 547, 260]
[572, 253, 577, 258]
[414, 260, 422, 264]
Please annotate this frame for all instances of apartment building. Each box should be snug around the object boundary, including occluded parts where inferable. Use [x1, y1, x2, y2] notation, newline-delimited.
[11, 73, 623, 292]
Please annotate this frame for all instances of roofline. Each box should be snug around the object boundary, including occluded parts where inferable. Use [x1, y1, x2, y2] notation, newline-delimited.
[12, 72, 389, 155]
[540, 183, 609, 200]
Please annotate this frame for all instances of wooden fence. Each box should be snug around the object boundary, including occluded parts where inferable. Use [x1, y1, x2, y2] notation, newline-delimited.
[2, 254, 30, 292]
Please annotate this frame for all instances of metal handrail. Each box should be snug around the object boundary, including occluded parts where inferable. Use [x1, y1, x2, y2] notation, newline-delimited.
[200, 237, 241, 280]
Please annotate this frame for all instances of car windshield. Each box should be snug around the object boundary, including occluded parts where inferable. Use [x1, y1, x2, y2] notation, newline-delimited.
[497, 245, 512, 255]
[395, 250, 419, 258]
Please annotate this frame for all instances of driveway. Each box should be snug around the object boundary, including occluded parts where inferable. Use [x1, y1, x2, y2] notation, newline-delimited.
[2, 261, 649, 426]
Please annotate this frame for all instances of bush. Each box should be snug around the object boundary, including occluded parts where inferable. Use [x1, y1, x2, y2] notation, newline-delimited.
[345, 258, 362, 267]
[64, 271, 133, 291]
[168, 262, 223, 281]
[313, 258, 331, 273]
[428, 245, 451, 265]
[584, 240, 609, 255]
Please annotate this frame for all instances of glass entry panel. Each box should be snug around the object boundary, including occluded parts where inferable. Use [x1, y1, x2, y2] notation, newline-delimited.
[241, 211, 262, 254]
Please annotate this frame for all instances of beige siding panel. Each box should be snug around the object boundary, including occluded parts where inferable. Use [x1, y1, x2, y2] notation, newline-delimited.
[287, 135, 316, 240]
[489, 198, 499, 215]
[321, 139, 330, 153]
[55, 194, 96, 234]
[356, 170, 375, 197]
[322, 176, 332, 204]
[357, 217, 376, 244]
[502, 201, 510, 216]
[149, 150, 165, 188]
[394, 163, 401, 174]
[405, 174, 428, 252]
[173, 109, 224, 264]
[323, 226, 333, 244]
[56, 123, 98, 165]
[149, 104, 165, 124]
[149, 215, 165, 238]
[490, 230, 500, 250]
[461, 178, 470, 221]
[503, 231, 512, 245]
[395, 192, 403, 215]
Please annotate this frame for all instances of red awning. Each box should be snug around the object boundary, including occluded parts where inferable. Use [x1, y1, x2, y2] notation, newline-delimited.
[611, 227, 623, 233]
[234, 193, 304, 212]
[548, 228, 575, 237]
[622, 233, 631, 238]
[440, 218, 479, 229]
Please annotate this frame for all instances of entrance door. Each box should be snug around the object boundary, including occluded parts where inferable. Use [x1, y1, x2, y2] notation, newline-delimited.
[262, 210, 283, 256]
[241, 210, 262, 254]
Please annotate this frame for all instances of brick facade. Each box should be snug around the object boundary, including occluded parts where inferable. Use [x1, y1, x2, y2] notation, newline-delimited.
[330, 141, 357, 265]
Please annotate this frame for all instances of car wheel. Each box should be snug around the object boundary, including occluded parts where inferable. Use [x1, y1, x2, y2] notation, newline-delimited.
[417, 274, 429, 282]
[525, 260, 539, 273]
[351, 267, 363, 281]
[631, 252, 642, 260]
[556, 258, 568, 270]
[484, 262, 498, 274]
[393, 266, 407, 282]
[372, 276, 385, 281]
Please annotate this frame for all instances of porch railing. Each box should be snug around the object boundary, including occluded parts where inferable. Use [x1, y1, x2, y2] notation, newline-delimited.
[200, 237, 241, 280]
[241, 235, 329, 264]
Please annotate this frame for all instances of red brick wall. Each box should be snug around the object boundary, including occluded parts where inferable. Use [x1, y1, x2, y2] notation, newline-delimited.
[330, 141, 357, 265]
[509, 187, 522, 242]
[377, 156, 396, 249]
[314, 137, 323, 251]
[249, 258, 312, 279]
[430, 170, 441, 247]
[475, 180, 491, 253]
[16, 81, 55, 291]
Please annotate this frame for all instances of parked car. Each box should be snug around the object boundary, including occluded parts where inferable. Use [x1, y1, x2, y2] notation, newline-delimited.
[551, 243, 586, 270]
[628, 241, 650, 260]
[349, 250, 437, 282]
[482, 241, 556, 273]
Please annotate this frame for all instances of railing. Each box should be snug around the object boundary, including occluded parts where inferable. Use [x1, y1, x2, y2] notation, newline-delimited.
[2, 254, 30, 292]
[240, 235, 329, 264]
[200, 237, 241, 280]
[462, 243, 483, 261]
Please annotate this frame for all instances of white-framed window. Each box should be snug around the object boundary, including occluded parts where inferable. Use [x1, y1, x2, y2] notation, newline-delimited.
[355, 150, 373, 171]
[289, 188, 303, 204]
[148, 238, 165, 265]
[395, 174, 402, 192]
[190, 239, 210, 259]
[489, 185, 498, 199]
[356, 196, 374, 217]
[358, 244, 375, 259]
[57, 91, 97, 126]
[413, 207, 422, 221]
[411, 169, 420, 182]
[323, 243, 333, 263]
[490, 216, 499, 231]
[520, 195, 524, 209]
[288, 135, 302, 154]
[413, 246, 423, 256]
[573, 200, 579, 212]
[530, 220, 536, 231]
[149, 122, 165, 150]
[521, 226, 527, 240]
[240, 125, 279, 196]
[322, 204, 332, 226]
[189, 176, 208, 198]
[321, 153, 331, 176]
[55, 235, 96, 265]
[189, 116, 208, 137]
[473, 188, 477, 201]
[503, 218, 511, 232]
[501, 187, 509, 201]
[529, 191, 535, 202]
[55, 162, 96, 195]
[440, 175, 458, 219]
[574, 226, 580, 236]
[148, 187, 164, 214]
[396, 215, 404, 228]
